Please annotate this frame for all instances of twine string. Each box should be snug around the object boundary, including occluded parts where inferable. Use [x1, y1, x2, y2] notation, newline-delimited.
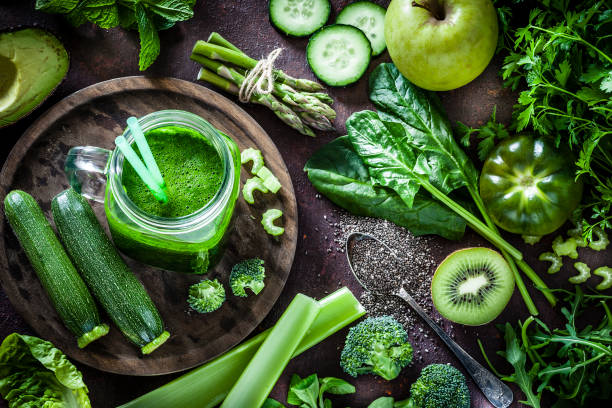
[239, 48, 283, 103]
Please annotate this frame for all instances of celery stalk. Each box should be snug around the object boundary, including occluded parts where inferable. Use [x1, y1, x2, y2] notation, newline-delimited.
[221, 294, 320, 407]
[119, 287, 365, 408]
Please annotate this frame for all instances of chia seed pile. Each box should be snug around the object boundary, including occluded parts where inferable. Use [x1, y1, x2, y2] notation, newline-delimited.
[315, 198, 458, 362]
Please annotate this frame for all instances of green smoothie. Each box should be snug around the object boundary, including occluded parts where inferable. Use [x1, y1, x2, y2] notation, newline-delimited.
[121, 125, 224, 217]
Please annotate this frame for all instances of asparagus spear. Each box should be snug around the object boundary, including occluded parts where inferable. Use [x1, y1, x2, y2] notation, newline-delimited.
[206, 32, 325, 92]
[196, 67, 315, 137]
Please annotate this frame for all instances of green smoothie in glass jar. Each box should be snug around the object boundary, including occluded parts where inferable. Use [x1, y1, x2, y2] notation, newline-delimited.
[66, 110, 241, 274]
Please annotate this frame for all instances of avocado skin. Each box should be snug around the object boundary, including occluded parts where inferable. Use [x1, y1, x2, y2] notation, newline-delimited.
[0, 28, 69, 128]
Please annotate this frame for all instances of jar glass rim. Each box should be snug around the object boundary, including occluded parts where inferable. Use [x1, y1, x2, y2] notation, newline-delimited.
[107, 110, 234, 231]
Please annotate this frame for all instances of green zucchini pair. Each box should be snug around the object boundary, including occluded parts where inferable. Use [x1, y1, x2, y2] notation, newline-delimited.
[4, 189, 169, 354]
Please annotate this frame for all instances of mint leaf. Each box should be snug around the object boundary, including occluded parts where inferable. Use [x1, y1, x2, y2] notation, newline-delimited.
[35, 0, 79, 13]
[80, 0, 120, 29]
[135, 2, 160, 71]
[144, 0, 194, 21]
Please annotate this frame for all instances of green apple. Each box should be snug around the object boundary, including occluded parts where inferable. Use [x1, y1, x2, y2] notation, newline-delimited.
[384, 0, 498, 91]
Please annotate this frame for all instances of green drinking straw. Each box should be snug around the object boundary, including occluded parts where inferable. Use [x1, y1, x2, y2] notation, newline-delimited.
[115, 136, 168, 203]
[126, 117, 166, 189]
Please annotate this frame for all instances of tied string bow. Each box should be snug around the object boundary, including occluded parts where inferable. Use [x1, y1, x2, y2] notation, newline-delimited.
[239, 48, 283, 103]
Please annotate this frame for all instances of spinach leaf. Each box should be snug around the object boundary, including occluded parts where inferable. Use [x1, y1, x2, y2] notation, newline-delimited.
[346, 111, 422, 207]
[35, 0, 79, 13]
[369, 63, 480, 197]
[135, 2, 161, 71]
[305, 137, 466, 240]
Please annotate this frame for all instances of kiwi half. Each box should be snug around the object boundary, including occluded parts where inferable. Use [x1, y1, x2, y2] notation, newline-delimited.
[431, 247, 514, 326]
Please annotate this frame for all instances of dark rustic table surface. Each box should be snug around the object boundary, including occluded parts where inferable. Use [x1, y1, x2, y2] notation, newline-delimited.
[2, 1, 610, 407]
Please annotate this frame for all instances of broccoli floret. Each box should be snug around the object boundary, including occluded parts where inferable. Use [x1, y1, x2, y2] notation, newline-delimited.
[407, 364, 470, 408]
[340, 316, 413, 380]
[230, 258, 265, 297]
[187, 279, 226, 313]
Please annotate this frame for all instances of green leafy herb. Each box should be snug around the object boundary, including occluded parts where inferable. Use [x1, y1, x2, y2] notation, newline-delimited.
[34, 0, 195, 70]
[0, 333, 91, 407]
[456, 106, 510, 161]
[134, 2, 160, 71]
[483, 288, 612, 407]
[305, 136, 467, 240]
[286, 373, 355, 408]
[489, 0, 612, 243]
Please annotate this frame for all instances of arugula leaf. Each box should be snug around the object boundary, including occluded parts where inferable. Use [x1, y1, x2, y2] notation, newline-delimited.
[35, 0, 79, 13]
[134, 2, 161, 71]
[304, 136, 466, 240]
[499, 323, 542, 407]
[79, 0, 120, 29]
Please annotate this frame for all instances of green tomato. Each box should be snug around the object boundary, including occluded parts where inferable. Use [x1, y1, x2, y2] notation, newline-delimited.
[479, 134, 583, 236]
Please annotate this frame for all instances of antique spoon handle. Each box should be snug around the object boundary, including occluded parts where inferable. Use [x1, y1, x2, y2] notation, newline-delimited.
[396, 287, 513, 408]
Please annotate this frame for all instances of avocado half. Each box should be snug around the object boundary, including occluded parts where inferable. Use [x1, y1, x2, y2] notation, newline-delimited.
[0, 28, 69, 127]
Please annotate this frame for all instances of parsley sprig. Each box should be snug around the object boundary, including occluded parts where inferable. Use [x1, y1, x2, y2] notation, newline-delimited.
[471, 0, 612, 243]
[35, 0, 196, 70]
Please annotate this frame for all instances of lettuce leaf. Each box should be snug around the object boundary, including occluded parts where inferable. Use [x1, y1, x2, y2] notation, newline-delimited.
[0, 333, 91, 408]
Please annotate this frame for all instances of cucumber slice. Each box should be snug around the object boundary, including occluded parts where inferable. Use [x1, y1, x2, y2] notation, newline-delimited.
[336, 1, 387, 56]
[307, 24, 372, 86]
[269, 0, 331, 37]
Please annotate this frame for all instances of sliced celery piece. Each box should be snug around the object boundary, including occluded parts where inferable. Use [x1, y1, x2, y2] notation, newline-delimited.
[241, 147, 265, 174]
[262, 208, 284, 236]
[569, 262, 591, 284]
[594, 266, 612, 290]
[119, 287, 365, 408]
[221, 294, 320, 407]
[257, 166, 282, 193]
[243, 177, 268, 204]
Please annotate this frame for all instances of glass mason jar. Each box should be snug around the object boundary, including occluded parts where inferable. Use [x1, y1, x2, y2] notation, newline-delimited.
[64, 110, 241, 274]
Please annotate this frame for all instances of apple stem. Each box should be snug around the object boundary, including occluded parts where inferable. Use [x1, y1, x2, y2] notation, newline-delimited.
[411, 0, 445, 20]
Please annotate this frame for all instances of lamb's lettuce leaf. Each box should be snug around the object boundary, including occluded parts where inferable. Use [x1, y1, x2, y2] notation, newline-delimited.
[305, 136, 466, 240]
[0, 333, 91, 408]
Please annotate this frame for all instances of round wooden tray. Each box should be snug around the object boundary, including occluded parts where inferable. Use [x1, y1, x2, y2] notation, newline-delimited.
[0, 77, 298, 376]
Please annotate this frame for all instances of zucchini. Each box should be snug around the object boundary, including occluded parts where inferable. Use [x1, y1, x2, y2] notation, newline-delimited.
[51, 188, 169, 355]
[3, 190, 109, 348]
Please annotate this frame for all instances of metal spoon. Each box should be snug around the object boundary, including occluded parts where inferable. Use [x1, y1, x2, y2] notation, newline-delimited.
[345, 232, 513, 408]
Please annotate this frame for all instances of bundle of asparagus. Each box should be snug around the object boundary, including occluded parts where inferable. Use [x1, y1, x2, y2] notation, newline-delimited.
[191, 33, 336, 137]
